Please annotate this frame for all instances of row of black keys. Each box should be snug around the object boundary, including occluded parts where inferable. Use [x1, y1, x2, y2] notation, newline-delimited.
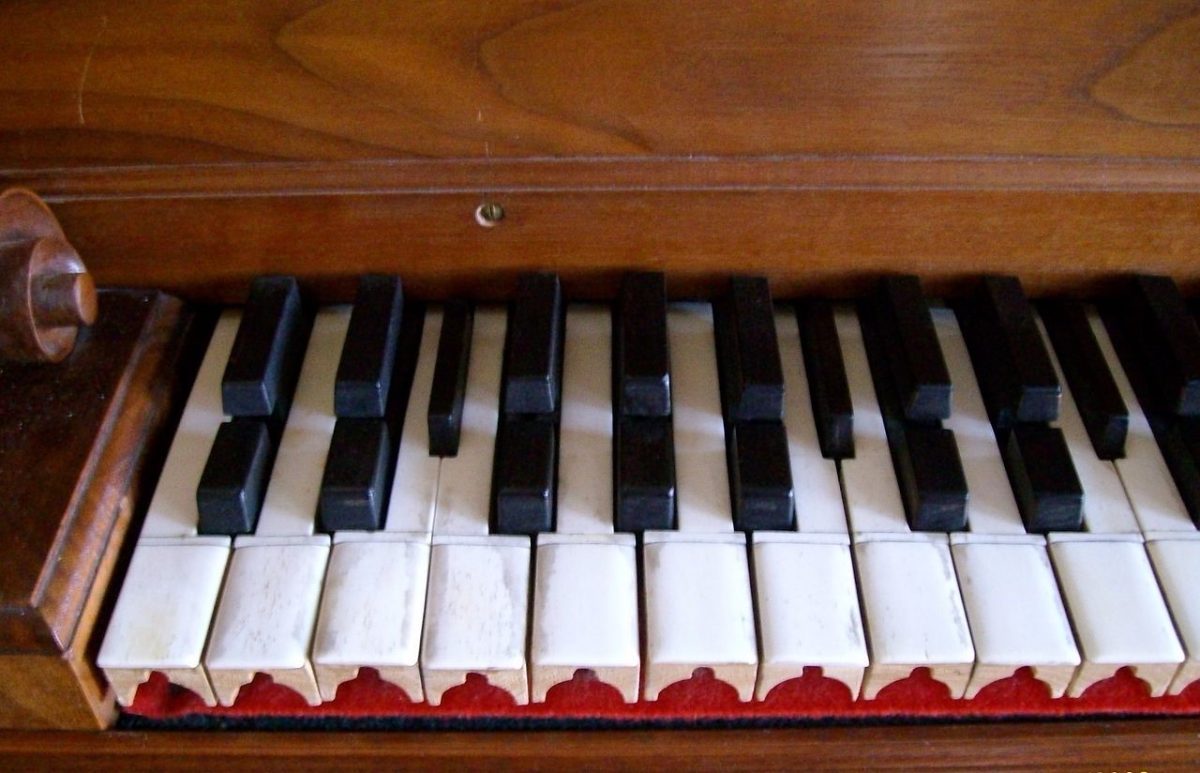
[194, 271, 1200, 537]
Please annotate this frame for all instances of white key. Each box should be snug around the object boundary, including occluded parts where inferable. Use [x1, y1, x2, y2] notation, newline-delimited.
[934, 309, 1079, 698]
[97, 538, 230, 707]
[1085, 309, 1200, 693]
[642, 304, 757, 701]
[752, 532, 866, 699]
[311, 309, 442, 702]
[776, 310, 845, 535]
[421, 535, 530, 705]
[554, 305, 616, 536]
[98, 313, 241, 706]
[312, 535, 431, 702]
[1145, 535, 1200, 693]
[669, 303, 734, 533]
[933, 308, 1025, 536]
[1049, 533, 1183, 697]
[382, 308, 444, 536]
[421, 307, 531, 705]
[950, 534, 1079, 698]
[248, 308, 347, 540]
[750, 314, 865, 699]
[1034, 312, 1140, 534]
[531, 306, 639, 703]
[204, 308, 349, 706]
[642, 532, 758, 701]
[855, 534, 975, 699]
[140, 312, 241, 539]
[1090, 310, 1194, 533]
[531, 533, 638, 702]
[204, 540, 330, 706]
[431, 306, 506, 538]
[835, 307, 907, 534]
[838, 306, 974, 699]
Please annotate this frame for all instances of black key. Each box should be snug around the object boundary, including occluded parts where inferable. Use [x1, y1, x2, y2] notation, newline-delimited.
[615, 272, 671, 417]
[197, 419, 273, 535]
[956, 276, 1060, 430]
[334, 275, 404, 418]
[503, 273, 564, 415]
[1124, 275, 1200, 417]
[1001, 424, 1084, 533]
[727, 421, 795, 531]
[318, 419, 391, 532]
[318, 301, 426, 532]
[860, 301, 968, 531]
[1157, 419, 1200, 525]
[889, 423, 969, 532]
[614, 416, 676, 532]
[798, 301, 854, 459]
[874, 276, 952, 421]
[491, 417, 557, 535]
[428, 301, 473, 456]
[222, 276, 310, 417]
[715, 276, 784, 421]
[1039, 299, 1128, 459]
[1101, 304, 1200, 524]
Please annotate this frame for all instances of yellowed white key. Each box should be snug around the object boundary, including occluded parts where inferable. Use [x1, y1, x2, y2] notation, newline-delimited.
[531, 306, 639, 703]
[643, 304, 757, 702]
[421, 308, 532, 705]
[98, 312, 241, 707]
[204, 309, 348, 706]
[311, 308, 443, 702]
[752, 311, 866, 700]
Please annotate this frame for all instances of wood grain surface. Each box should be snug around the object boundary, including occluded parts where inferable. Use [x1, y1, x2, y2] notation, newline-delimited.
[1, 0, 1199, 164]
[0, 1, 1196, 301]
[34, 187, 1200, 304]
[0, 720, 1199, 770]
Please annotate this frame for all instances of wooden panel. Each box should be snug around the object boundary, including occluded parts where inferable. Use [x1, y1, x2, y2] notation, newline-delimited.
[0, 721, 1199, 770]
[1, 1, 1199, 164]
[0, 1, 1197, 296]
[37, 187, 1200, 304]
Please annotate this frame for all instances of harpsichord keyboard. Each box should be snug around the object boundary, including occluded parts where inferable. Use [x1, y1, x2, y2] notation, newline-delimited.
[97, 272, 1200, 710]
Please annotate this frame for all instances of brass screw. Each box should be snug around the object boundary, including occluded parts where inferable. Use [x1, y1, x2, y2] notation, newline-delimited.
[475, 201, 505, 228]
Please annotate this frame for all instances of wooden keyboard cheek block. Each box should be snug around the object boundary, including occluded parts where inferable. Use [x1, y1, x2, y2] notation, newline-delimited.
[0, 290, 193, 728]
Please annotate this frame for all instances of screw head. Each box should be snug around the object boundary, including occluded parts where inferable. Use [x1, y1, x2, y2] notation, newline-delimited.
[475, 201, 505, 227]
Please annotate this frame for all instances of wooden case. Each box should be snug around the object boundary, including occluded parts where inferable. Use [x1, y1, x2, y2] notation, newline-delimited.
[0, 0, 1199, 767]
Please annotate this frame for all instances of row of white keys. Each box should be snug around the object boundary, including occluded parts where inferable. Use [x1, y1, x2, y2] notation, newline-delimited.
[1033, 311, 1181, 696]
[310, 308, 444, 702]
[836, 307, 974, 699]
[935, 309, 1079, 698]
[1088, 309, 1197, 693]
[419, 307, 532, 705]
[643, 303, 757, 701]
[97, 312, 242, 707]
[204, 308, 350, 706]
[752, 310, 866, 699]
[530, 305, 639, 702]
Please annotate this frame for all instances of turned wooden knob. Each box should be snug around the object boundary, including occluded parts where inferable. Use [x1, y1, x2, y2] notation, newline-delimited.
[0, 189, 97, 363]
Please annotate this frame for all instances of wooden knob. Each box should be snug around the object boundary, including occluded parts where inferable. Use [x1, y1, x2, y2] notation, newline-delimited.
[0, 189, 97, 363]
[35, 270, 97, 327]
